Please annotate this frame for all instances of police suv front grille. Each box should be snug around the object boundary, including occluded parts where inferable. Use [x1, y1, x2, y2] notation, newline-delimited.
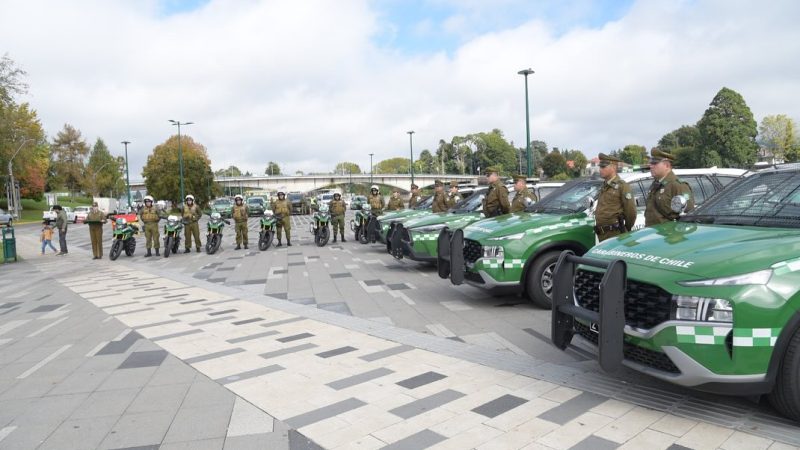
[574, 269, 672, 330]
[575, 322, 680, 374]
[401, 227, 411, 242]
[463, 239, 483, 264]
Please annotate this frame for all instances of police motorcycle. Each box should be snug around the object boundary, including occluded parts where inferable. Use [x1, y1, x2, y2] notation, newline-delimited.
[205, 211, 230, 255]
[310, 203, 331, 247]
[162, 215, 185, 258]
[109, 216, 138, 260]
[259, 209, 279, 251]
[351, 203, 371, 244]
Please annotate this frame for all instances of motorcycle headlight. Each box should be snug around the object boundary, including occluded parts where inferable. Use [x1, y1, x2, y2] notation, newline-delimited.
[116, 218, 126, 226]
[678, 269, 772, 287]
[672, 296, 733, 323]
[486, 232, 525, 241]
[483, 245, 504, 259]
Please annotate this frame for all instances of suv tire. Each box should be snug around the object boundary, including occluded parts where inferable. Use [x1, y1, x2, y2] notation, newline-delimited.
[769, 327, 800, 421]
[525, 250, 560, 309]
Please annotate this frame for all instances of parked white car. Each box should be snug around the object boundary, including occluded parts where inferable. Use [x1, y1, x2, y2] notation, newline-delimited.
[73, 206, 91, 223]
[43, 206, 77, 223]
[0, 208, 13, 226]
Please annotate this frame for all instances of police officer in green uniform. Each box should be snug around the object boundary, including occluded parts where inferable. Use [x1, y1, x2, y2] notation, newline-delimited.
[387, 189, 404, 211]
[408, 183, 420, 208]
[368, 185, 385, 215]
[594, 153, 637, 241]
[431, 180, 448, 213]
[447, 181, 462, 208]
[139, 196, 163, 257]
[272, 190, 292, 246]
[510, 175, 537, 213]
[86, 202, 106, 259]
[181, 194, 202, 253]
[232, 194, 249, 249]
[483, 167, 510, 217]
[645, 148, 694, 227]
[329, 192, 346, 242]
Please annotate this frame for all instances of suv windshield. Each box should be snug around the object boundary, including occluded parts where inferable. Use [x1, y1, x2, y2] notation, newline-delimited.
[287, 193, 303, 202]
[415, 195, 433, 209]
[682, 170, 800, 228]
[213, 199, 231, 207]
[452, 189, 487, 213]
[247, 198, 263, 205]
[529, 180, 601, 214]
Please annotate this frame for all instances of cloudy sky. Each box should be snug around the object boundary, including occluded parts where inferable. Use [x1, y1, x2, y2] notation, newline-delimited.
[2, 0, 799, 179]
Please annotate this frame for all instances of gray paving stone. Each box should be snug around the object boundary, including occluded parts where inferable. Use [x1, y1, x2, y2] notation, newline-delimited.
[11, 392, 88, 426]
[277, 332, 314, 343]
[260, 343, 318, 360]
[99, 410, 175, 449]
[179, 299, 207, 304]
[382, 429, 447, 450]
[118, 350, 168, 369]
[135, 319, 181, 329]
[317, 302, 352, 315]
[226, 330, 280, 343]
[126, 383, 192, 414]
[97, 366, 159, 391]
[209, 308, 238, 316]
[162, 403, 234, 443]
[38, 414, 119, 450]
[94, 331, 142, 355]
[147, 358, 198, 386]
[285, 397, 366, 429]
[189, 315, 236, 325]
[151, 329, 204, 341]
[216, 364, 285, 385]
[29, 304, 64, 313]
[570, 435, 620, 450]
[232, 317, 264, 325]
[386, 283, 410, 290]
[389, 389, 466, 419]
[359, 344, 414, 362]
[363, 279, 384, 286]
[288, 429, 325, 450]
[327, 367, 394, 390]
[329, 273, 351, 278]
[290, 298, 316, 305]
[161, 439, 225, 450]
[181, 379, 236, 409]
[396, 371, 447, 389]
[183, 348, 245, 364]
[46, 369, 113, 396]
[316, 346, 358, 358]
[538, 391, 608, 425]
[223, 433, 289, 450]
[170, 307, 211, 316]
[69, 387, 140, 419]
[471, 394, 529, 418]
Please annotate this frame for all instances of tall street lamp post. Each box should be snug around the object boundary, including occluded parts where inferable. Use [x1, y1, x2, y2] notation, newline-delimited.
[7, 138, 33, 220]
[168, 119, 194, 202]
[518, 68, 535, 178]
[121, 141, 132, 211]
[407, 131, 415, 186]
[369, 153, 374, 186]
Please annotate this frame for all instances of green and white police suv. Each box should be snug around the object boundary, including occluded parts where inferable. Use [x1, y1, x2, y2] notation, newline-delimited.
[438, 169, 743, 309]
[376, 195, 433, 245]
[551, 166, 800, 421]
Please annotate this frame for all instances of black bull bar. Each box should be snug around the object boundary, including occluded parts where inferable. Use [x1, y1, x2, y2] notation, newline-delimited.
[551, 250, 627, 373]
[436, 227, 464, 285]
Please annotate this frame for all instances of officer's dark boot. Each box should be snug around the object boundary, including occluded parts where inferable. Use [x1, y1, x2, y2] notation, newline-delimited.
[196, 247, 201, 253]
[244, 243, 248, 249]
[155, 248, 160, 256]
[236, 244, 241, 250]
[341, 233, 346, 242]
[287, 238, 292, 247]
[145, 248, 152, 257]
[333, 234, 337, 243]
[184, 248, 191, 253]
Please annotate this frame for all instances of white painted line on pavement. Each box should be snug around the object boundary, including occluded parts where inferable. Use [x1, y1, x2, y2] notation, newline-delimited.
[102, 316, 114, 323]
[0, 426, 17, 443]
[112, 328, 132, 341]
[0, 338, 11, 347]
[86, 341, 109, 357]
[27, 317, 69, 337]
[17, 345, 72, 379]
[38, 308, 70, 320]
[0, 320, 30, 337]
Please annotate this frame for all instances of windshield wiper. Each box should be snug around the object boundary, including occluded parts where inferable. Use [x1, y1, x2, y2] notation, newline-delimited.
[683, 215, 715, 224]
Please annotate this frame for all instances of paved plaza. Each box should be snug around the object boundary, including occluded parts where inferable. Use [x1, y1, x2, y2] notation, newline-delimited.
[1, 213, 799, 449]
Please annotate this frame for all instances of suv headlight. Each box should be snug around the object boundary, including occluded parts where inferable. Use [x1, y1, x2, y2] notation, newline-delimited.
[483, 245, 504, 259]
[486, 232, 525, 241]
[673, 296, 733, 323]
[678, 269, 772, 287]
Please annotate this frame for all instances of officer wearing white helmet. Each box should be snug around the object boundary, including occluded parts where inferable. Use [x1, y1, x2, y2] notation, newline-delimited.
[271, 189, 292, 246]
[232, 194, 249, 249]
[367, 185, 385, 215]
[182, 194, 202, 253]
[138, 195, 164, 256]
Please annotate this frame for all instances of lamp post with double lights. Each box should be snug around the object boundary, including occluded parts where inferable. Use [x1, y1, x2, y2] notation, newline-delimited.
[517, 68, 535, 178]
[168, 120, 194, 203]
[407, 131, 415, 186]
[7, 138, 33, 219]
[121, 141, 132, 212]
[369, 153, 374, 186]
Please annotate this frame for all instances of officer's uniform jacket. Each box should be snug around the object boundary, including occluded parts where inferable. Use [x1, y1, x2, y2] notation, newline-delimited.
[232, 204, 248, 223]
[510, 188, 537, 213]
[431, 191, 448, 213]
[483, 181, 510, 217]
[595, 175, 637, 231]
[645, 170, 694, 226]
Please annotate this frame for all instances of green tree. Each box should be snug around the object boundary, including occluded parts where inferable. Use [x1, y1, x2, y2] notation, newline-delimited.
[541, 150, 568, 179]
[334, 161, 361, 174]
[142, 135, 219, 207]
[264, 161, 281, 175]
[659, 125, 701, 168]
[759, 114, 797, 162]
[697, 87, 758, 168]
[374, 157, 410, 174]
[562, 149, 588, 177]
[0, 53, 28, 106]
[0, 103, 48, 199]
[434, 139, 453, 174]
[415, 150, 435, 174]
[618, 145, 647, 166]
[86, 138, 123, 197]
[50, 124, 89, 196]
[472, 129, 516, 175]
[215, 165, 242, 177]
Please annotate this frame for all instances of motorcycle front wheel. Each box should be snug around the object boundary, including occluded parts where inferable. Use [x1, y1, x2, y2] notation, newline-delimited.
[259, 230, 274, 251]
[124, 237, 136, 256]
[164, 236, 173, 258]
[359, 225, 368, 244]
[317, 225, 329, 247]
[213, 234, 222, 253]
[207, 234, 219, 255]
[109, 239, 123, 260]
[172, 237, 180, 254]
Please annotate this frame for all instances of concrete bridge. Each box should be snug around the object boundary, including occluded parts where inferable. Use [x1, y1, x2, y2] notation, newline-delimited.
[129, 173, 481, 194]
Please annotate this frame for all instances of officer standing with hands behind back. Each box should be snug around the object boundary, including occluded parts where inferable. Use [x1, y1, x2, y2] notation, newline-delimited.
[408, 183, 420, 208]
[594, 153, 637, 241]
[645, 148, 694, 227]
[329, 192, 346, 243]
[272, 190, 292, 247]
[182, 194, 202, 253]
[447, 181, 462, 208]
[431, 180, 448, 213]
[232, 194, 249, 250]
[139, 196, 163, 257]
[510, 175, 537, 213]
[482, 167, 510, 217]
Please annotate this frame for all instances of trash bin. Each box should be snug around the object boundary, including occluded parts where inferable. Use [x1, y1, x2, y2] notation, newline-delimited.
[2, 226, 17, 263]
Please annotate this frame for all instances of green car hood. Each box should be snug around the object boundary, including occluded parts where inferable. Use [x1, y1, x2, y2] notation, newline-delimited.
[463, 212, 590, 241]
[405, 212, 483, 230]
[587, 222, 800, 278]
[379, 209, 432, 223]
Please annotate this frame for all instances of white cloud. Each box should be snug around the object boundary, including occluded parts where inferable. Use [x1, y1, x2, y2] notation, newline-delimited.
[1, 0, 799, 180]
